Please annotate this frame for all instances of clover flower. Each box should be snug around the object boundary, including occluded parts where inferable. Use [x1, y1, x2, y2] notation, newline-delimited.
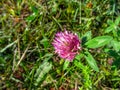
[52, 30, 81, 61]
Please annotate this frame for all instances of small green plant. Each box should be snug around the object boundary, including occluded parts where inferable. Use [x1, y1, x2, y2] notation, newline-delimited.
[0, 0, 120, 89]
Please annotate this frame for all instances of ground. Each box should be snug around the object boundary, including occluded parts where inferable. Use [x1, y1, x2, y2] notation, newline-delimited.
[0, 0, 120, 90]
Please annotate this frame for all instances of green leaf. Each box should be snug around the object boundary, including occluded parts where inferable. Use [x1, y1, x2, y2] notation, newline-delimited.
[115, 16, 120, 25]
[43, 53, 53, 58]
[84, 51, 99, 72]
[105, 25, 114, 33]
[40, 38, 49, 48]
[34, 61, 52, 86]
[85, 36, 113, 48]
[82, 31, 92, 45]
[0, 56, 6, 67]
[107, 19, 114, 25]
[74, 54, 85, 70]
[67, 4, 74, 14]
[26, 15, 36, 22]
[75, 53, 84, 60]
[63, 60, 70, 71]
[111, 40, 120, 52]
[82, 31, 92, 41]
[74, 60, 84, 70]
[31, 6, 38, 14]
[0, 56, 5, 64]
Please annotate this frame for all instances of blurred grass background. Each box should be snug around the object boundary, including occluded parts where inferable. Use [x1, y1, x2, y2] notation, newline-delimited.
[0, 0, 120, 89]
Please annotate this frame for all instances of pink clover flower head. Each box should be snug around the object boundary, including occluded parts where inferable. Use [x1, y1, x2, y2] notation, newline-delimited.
[52, 30, 81, 61]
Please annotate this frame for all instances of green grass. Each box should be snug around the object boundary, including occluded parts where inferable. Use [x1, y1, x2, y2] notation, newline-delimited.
[0, 0, 120, 89]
